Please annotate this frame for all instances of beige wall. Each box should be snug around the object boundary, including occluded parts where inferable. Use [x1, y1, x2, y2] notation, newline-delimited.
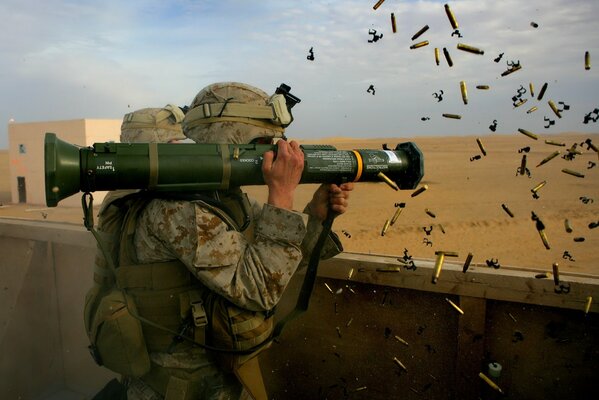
[7, 119, 120, 207]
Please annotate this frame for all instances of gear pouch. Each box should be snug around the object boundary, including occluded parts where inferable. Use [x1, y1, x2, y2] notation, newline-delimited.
[89, 289, 151, 377]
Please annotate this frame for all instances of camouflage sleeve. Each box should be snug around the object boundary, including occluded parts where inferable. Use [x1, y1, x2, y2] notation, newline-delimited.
[135, 199, 308, 312]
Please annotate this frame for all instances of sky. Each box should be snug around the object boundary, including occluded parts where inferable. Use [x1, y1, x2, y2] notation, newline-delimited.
[1, 0, 598, 149]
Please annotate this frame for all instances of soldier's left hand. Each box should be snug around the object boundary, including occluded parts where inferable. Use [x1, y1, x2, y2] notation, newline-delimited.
[307, 183, 354, 221]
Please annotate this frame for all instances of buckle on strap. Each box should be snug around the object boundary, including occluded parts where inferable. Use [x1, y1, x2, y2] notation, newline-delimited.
[190, 296, 207, 328]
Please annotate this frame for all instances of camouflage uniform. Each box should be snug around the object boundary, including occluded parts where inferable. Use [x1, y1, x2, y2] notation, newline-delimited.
[121, 84, 341, 399]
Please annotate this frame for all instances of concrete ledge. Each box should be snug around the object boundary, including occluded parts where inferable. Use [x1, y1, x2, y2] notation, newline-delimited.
[320, 252, 599, 313]
[0, 218, 95, 247]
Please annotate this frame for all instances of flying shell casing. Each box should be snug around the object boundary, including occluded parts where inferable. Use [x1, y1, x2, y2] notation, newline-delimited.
[548, 100, 562, 118]
[324, 282, 334, 294]
[562, 168, 585, 178]
[443, 113, 462, 119]
[538, 229, 550, 250]
[457, 43, 484, 55]
[564, 219, 573, 233]
[460, 81, 468, 105]
[476, 138, 486, 155]
[443, 47, 454, 67]
[373, 0, 386, 10]
[394, 336, 409, 346]
[526, 106, 538, 114]
[476, 85, 490, 90]
[425, 208, 437, 218]
[519, 155, 528, 175]
[391, 13, 397, 33]
[445, 298, 464, 314]
[348, 268, 354, 280]
[377, 171, 399, 191]
[444, 4, 458, 29]
[436, 250, 459, 257]
[518, 128, 538, 140]
[501, 203, 514, 218]
[514, 98, 528, 108]
[545, 140, 565, 147]
[585, 51, 591, 70]
[529, 83, 535, 97]
[432, 252, 445, 284]
[536, 151, 560, 167]
[381, 219, 391, 236]
[411, 184, 428, 197]
[462, 252, 474, 273]
[535, 272, 550, 279]
[537, 82, 548, 101]
[410, 40, 429, 49]
[531, 180, 547, 193]
[390, 205, 405, 225]
[479, 372, 505, 395]
[585, 296, 592, 315]
[393, 357, 408, 371]
[411, 25, 429, 41]
[501, 65, 522, 76]
[435, 48, 440, 65]
[552, 262, 560, 285]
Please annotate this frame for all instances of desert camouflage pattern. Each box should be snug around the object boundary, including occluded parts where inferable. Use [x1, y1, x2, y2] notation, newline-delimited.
[121, 105, 186, 143]
[127, 348, 250, 400]
[182, 82, 285, 144]
[124, 195, 340, 399]
[134, 199, 307, 311]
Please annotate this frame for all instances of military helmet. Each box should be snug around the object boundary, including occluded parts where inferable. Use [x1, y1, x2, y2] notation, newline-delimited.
[120, 104, 186, 143]
[182, 82, 291, 144]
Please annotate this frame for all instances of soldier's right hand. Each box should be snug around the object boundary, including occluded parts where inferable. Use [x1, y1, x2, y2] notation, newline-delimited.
[262, 140, 304, 210]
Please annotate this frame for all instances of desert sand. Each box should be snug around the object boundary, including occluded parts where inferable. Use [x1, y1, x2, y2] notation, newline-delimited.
[1, 132, 598, 276]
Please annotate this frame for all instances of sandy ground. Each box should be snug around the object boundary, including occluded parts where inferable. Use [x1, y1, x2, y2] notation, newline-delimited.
[1, 133, 598, 276]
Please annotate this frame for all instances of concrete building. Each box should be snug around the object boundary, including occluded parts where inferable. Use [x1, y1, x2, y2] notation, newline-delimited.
[7, 119, 120, 207]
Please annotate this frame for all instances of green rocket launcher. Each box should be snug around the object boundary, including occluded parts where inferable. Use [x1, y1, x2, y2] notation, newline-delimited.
[44, 132, 424, 207]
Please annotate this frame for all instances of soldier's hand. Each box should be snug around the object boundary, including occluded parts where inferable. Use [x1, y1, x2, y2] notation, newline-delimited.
[262, 140, 304, 210]
[307, 183, 354, 221]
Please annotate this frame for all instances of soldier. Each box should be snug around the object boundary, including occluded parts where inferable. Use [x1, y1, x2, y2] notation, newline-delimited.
[86, 83, 353, 400]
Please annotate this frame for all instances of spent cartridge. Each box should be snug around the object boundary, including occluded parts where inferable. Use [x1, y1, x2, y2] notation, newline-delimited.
[410, 40, 429, 49]
[432, 252, 445, 284]
[537, 82, 548, 101]
[443, 47, 453, 67]
[501, 65, 522, 76]
[373, 0, 385, 10]
[444, 3, 458, 29]
[377, 172, 400, 191]
[462, 253, 473, 273]
[518, 128, 538, 140]
[548, 100, 562, 118]
[442, 113, 462, 119]
[411, 184, 428, 197]
[501, 204, 514, 218]
[562, 169, 584, 178]
[536, 151, 560, 167]
[457, 43, 484, 55]
[411, 25, 429, 41]
[445, 298, 464, 314]
[460, 81, 468, 105]
[585, 296, 592, 315]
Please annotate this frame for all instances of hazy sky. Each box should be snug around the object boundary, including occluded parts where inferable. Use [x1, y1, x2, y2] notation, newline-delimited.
[1, 0, 598, 148]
